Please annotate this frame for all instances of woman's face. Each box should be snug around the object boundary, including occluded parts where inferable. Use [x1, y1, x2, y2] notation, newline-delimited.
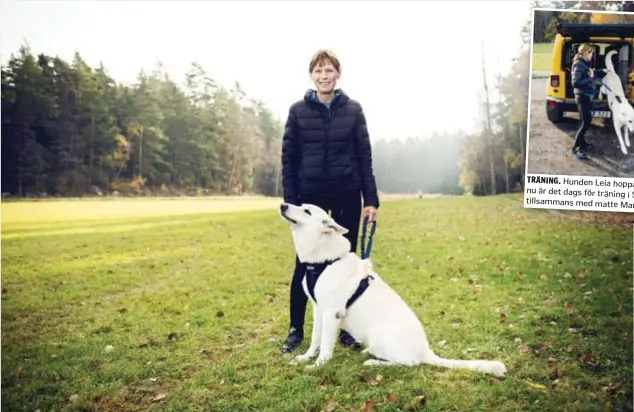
[584, 49, 594, 61]
[311, 60, 339, 94]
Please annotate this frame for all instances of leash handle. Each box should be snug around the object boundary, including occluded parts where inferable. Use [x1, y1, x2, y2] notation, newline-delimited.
[360, 215, 377, 260]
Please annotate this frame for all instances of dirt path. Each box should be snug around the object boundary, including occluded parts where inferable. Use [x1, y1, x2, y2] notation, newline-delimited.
[526, 78, 634, 177]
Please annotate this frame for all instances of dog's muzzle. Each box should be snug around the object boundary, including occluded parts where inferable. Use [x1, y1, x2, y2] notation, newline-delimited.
[280, 203, 297, 224]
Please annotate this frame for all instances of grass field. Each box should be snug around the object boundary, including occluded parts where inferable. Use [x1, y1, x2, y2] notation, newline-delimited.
[532, 42, 553, 72]
[2, 195, 632, 411]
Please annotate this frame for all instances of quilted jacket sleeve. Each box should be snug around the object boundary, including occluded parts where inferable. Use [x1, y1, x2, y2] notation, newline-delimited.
[281, 107, 301, 205]
[354, 105, 380, 209]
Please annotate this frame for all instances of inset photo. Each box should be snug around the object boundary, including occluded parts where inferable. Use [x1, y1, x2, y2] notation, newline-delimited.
[526, 8, 634, 178]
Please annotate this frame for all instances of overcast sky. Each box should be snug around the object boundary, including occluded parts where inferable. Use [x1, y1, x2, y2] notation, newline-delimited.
[1, 0, 531, 141]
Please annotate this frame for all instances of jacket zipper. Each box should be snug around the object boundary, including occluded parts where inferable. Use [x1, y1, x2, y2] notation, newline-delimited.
[312, 91, 339, 183]
[324, 106, 331, 181]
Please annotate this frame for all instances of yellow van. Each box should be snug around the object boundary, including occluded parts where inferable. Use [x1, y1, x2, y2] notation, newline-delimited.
[545, 22, 634, 123]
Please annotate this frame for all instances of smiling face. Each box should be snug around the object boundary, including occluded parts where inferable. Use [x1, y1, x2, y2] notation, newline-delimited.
[308, 50, 341, 96]
[310, 60, 340, 95]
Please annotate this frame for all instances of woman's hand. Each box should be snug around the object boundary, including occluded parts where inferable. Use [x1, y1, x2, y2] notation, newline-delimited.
[362, 206, 377, 223]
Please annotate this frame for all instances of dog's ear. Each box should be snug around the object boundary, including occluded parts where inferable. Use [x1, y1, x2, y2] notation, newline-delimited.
[321, 218, 349, 235]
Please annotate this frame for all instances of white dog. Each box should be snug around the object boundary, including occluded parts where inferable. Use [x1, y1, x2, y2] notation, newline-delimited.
[599, 50, 634, 155]
[279, 203, 508, 377]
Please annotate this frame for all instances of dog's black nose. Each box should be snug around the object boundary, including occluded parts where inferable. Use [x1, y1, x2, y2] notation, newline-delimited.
[280, 204, 288, 212]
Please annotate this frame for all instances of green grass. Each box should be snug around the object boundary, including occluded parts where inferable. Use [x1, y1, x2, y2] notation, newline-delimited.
[2, 195, 632, 411]
[532, 42, 553, 72]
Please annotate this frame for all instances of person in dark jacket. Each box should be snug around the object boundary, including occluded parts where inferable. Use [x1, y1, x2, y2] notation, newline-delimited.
[280, 49, 380, 353]
[571, 43, 600, 160]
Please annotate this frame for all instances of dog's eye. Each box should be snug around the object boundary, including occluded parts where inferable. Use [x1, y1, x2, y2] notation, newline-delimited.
[304, 209, 311, 216]
[322, 220, 328, 225]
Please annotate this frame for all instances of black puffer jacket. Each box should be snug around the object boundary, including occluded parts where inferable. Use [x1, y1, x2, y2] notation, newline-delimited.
[281, 89, 380, 208]
[571, 58, 595, 96]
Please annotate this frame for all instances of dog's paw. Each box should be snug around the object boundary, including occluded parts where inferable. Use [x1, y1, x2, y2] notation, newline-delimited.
[306, 356, 330, 369]
[487, 361, 508, 378]
[292, 353, 313, 364]
[363, 359, 398, 366]
[363, 359, 382, 366]
[305, 362, 323, 370]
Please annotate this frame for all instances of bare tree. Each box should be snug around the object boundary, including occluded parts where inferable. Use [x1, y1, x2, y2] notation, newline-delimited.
[481, 40, 497, 195]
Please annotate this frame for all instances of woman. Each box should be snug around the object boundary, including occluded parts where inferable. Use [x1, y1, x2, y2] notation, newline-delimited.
[280, 49, 380, 353]
[571, 44, 600, 160]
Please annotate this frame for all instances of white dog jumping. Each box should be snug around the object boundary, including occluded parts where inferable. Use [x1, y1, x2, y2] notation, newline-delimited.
[599, 49, 634, 155]
[279, 203, 507, 377]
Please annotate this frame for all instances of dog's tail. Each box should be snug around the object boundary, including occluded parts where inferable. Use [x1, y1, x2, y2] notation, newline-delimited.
[606, 50, 617, 72]
[425, 354, 507, 377]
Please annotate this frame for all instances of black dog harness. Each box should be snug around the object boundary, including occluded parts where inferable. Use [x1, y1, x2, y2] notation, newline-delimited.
[305, 258, 374, 309]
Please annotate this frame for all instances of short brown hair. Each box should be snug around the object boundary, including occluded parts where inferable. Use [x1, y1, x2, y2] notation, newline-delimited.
[309, 49, 341, 73]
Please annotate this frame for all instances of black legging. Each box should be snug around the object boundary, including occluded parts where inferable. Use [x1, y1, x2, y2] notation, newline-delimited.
[288, 190, 362, 334]
[573, 93, 592, 149]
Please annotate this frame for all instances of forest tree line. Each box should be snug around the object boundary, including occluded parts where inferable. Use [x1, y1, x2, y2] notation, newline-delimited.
[1, 51, 283, 197]
[0, 47, 472, 198]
